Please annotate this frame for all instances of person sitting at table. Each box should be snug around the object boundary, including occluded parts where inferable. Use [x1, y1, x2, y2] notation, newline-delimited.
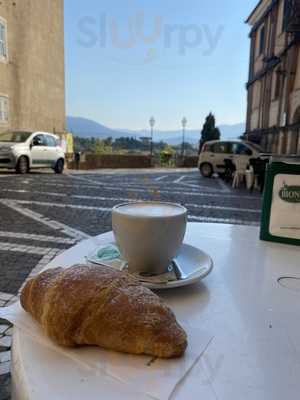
[249, 157, 269, 193]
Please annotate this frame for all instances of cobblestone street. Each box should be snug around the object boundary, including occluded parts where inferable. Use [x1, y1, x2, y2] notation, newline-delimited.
[0, 168, 262, 399]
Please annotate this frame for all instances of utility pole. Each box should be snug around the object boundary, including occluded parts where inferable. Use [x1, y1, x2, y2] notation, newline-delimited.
[181, 117, 187, 158]
[149, 116, 155, 157]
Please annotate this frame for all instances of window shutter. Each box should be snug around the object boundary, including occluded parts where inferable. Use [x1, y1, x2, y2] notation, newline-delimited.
[0, 21, 7, 58]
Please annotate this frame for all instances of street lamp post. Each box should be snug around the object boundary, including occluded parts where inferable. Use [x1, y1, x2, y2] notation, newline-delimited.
[149, 116, 155, 157]
[181, 117, 187, 158]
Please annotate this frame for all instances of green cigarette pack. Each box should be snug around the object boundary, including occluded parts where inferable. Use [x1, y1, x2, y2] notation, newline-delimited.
[260, 158, 300, 246]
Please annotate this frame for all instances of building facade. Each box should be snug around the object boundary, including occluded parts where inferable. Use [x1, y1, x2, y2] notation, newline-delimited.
[0, 0, 65, 134]
[245, 0, 300, 154]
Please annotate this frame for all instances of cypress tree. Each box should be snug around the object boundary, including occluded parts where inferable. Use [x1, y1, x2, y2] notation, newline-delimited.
[199, 113, 221, 153]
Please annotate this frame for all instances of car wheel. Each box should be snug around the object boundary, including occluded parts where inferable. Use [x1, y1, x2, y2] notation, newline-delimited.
[200, 163, 213, 178]
[16, 156, 29, 174]
[54, 159, 64, 174]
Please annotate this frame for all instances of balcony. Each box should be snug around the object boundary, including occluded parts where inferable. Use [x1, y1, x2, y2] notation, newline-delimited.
[284, 0, 300, 32]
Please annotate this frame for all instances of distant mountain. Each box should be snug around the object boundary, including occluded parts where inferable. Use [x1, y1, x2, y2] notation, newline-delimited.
[66, 116, 121, 138]
[66, 116, 245, 145]
[114, 124, 246, 145]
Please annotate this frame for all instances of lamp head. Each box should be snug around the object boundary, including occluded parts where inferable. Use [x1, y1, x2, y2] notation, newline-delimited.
[149, 117, 155, 128]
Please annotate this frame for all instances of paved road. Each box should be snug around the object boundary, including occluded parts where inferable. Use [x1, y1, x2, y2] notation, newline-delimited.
[0, 169, 262, 295]
[0, 169, 262, 399]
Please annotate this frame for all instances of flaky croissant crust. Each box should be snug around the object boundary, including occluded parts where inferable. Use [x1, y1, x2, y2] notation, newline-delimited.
[21, 264, 187, 358]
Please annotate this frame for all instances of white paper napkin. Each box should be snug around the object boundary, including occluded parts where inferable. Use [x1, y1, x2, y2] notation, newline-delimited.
[0, 302, 213, 400]
[87, 243, 178, 284]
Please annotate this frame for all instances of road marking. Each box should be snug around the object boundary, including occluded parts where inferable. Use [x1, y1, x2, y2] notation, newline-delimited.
[1, 199, 261, 225]
[1, 188, 137, 203]
[73, 194, 128, 202]
[188, 215, 259, 226]
[3, 189, 260, 213]
[1, 187, 223, 204]
[69, 174, 214, 194]
[185, 203, 261, 214]
[22, 180, 261, 200]
[0, 200, 90, 240]
[174, 177, 231, 193]
[0, 361, 10, 376]
[1, 188, 123, 202]
[0, 231, 77, 244]
[179, 182, 204, 189]
[67, 174, 104, 186]
[154, 175, 168, 182]
[0, 292, 15, 302]
[65, 168, 198, 176]
[1, 183, 225, 198]
[217, 178, 231, 193]
[174, 175, 186, 184]
[2, 189, 67, 197]
[0, 241, 61, 255]
[96, 181, 222, 194]
[9, 199, 112, 212]
[177, 181, 222, 192]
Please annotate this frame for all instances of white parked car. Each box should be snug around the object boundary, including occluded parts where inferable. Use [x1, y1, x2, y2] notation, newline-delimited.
[0, 131, 65, 174]
[198, 140, 263, 178]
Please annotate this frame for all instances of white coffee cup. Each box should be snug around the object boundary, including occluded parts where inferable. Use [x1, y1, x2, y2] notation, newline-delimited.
[112, 201, 187, 275]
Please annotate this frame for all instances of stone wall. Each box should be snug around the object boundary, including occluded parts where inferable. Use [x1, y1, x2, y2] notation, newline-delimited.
[68, 154, 153, 170]
[176, 156, 198, 168]
[0, 0, 65, 134]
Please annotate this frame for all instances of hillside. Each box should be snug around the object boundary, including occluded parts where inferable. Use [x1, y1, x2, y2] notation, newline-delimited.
[66, 116, 245, 144]
[66, 117, 121, 138]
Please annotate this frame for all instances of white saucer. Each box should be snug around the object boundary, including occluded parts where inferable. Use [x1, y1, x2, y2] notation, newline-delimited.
[151, 244, 213, 290]
[87, 243, 213, 290]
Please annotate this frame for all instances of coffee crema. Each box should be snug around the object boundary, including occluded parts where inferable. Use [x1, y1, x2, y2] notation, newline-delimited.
[115, 202, 186, 217]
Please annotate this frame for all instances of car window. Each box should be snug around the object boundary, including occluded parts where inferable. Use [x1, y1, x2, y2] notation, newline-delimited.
[32, 134, 46, 146]
[232, 143, 253, 156]
[201, 143, 209, 152]
[246, 142, 262, 152]
[243, 146, 253, 156]
[202, 143, 211, 152]
[45, 135, 57, 147]
[228, 143, 237, 154]
[212, 142, 229, 154]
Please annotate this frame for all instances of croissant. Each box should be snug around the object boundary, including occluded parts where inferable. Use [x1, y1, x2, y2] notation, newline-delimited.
[20, 264, 187, 358]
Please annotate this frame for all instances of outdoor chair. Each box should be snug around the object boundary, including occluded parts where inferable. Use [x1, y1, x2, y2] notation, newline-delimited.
[232, 158, 249, 188]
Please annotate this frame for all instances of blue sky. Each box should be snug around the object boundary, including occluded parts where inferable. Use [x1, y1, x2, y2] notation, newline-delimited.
[64, 0, 258, 130]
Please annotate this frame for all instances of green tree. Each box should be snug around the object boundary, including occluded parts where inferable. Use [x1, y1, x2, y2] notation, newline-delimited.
[160, 144, 175, 166]
[94, 139, 112, 154]
[103, 137, 113, 147]
[199, 113, 221, 153]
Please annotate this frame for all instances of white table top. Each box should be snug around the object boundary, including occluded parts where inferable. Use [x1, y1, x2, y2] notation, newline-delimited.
[11, 223, 300, 400]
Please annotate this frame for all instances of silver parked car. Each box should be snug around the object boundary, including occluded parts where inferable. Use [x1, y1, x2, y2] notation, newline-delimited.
[0, 131, 65, 174]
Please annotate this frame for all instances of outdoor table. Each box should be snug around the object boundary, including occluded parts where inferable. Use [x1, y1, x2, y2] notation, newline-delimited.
[11, 223, 300, 400]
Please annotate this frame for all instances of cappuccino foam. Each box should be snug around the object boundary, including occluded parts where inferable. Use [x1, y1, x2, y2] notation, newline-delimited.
[115, 202, 185, 217]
